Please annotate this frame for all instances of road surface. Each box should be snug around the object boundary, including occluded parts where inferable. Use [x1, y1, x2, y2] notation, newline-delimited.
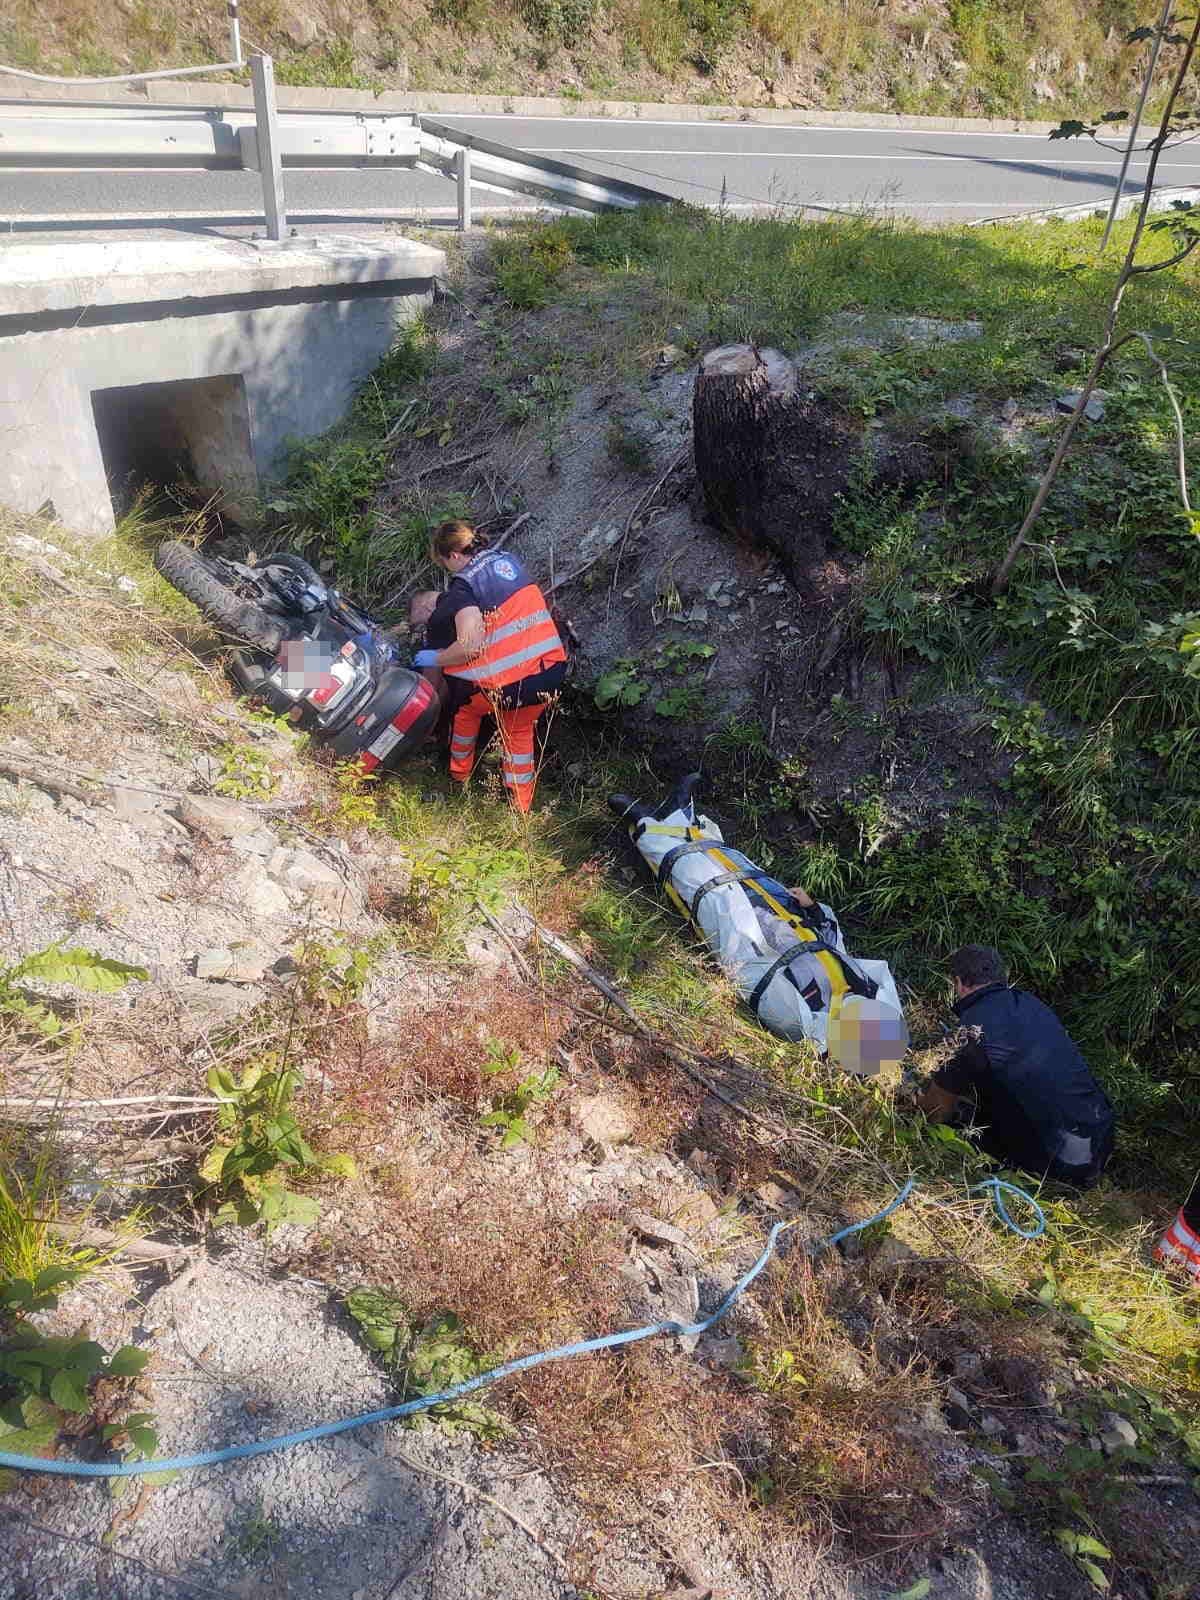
[3, 110, 1200, 231]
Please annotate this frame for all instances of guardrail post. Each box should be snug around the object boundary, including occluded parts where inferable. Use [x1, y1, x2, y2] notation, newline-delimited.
[250, 52, 286, 242]
[456, 146, 472, 232]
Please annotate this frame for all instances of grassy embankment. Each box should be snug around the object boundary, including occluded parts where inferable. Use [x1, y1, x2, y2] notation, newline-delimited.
[4, 200, 1199, 1588]
[0, 0, 1165, 121]
[279, 202, 1200, 1204]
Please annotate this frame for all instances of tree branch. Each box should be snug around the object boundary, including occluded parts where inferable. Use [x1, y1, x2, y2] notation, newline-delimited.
[991, 7, 1200, 596]
[1133, 331, 1193, 512]
[1129, 234, 1200, 274]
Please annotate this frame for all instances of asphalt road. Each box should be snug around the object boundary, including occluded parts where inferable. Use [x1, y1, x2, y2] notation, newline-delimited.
[4, 111, 1200, 232]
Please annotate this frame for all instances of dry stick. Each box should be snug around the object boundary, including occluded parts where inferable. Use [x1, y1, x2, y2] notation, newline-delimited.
[524, 913, 791, 1142]
[474, 899, 535, 981]
[544, 548, 608, 597]
[0, 749, 306, 811]
[1133, 329, 1193, 512]
[608, 447, 690, 610]
[386, 448, 489, 487]
[386, 1444, 568, 1570]
[991, 8, 1200, 595]
[43, 1221, 191, 1264]
[1100, 0, 1172, 254]
[0, 757, 95, 805]
[2, 1094, 223, 1109]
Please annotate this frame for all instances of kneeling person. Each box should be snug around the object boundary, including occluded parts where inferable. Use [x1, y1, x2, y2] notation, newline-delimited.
[919, 944, 1115, 1188]
[414, 521, 567, 814]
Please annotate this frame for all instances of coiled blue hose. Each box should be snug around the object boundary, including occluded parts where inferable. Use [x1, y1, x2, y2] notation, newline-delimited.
[970, 1175, 1046, 1240]
[0, 1174, 1043, 1480]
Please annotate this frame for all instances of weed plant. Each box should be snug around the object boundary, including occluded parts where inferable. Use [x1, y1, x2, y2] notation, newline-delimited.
[4, 2, 1158, 121]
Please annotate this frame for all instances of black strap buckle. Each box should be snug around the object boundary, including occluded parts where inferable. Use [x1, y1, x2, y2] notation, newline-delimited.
[655, 839, 716, 888]
[688, 868, 756, 922]
[748, 939, 878, 1013]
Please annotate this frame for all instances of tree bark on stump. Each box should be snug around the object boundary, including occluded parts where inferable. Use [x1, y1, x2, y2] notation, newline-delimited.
[692, 343, 854, 597]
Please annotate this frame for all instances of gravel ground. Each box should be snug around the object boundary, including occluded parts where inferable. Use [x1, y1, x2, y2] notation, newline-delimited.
[1, 1257, 660, 1600]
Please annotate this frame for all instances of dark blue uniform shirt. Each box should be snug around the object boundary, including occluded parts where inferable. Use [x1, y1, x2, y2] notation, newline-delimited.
[934, 983, 1115, 1185]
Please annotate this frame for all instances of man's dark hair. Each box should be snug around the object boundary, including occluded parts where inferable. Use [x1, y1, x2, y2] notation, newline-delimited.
[948, 944, 1006, 989]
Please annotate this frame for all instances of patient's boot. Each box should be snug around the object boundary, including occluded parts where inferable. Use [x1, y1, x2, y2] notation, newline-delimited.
[608, 793, 653, 824]
[657, 770, 702, 820]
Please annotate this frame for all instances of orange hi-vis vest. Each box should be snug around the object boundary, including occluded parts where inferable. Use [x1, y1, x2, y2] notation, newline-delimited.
[443, 549, 566, 693]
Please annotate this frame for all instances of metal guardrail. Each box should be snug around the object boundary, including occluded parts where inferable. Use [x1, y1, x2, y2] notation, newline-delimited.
[0, 57, 668, 238]
[417, 116, 666, 215]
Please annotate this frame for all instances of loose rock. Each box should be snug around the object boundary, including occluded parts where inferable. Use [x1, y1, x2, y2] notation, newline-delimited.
[175, 793, 262, 842]
[194, 944, 273, 985]
[267, 846, 361, 923]
[230, 858, 292, 920]
[1099, 1411, 1138, 1453]
[574, 1094, 633, 1146]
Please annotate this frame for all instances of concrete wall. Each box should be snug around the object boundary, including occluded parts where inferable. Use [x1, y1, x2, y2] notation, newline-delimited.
[91, 374, 257, 521]
[0, 235, 443, 535]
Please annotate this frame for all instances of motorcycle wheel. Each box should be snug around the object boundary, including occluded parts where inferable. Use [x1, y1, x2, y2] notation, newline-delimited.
[154, 542, 284, 653]
[260, 551, 324, 587]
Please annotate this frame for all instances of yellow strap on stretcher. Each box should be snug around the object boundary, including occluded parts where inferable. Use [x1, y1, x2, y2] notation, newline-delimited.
[633, 823, 853, 1007]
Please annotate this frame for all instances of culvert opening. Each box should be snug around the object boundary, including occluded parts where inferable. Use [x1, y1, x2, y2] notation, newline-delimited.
[91, 374, 257, 524]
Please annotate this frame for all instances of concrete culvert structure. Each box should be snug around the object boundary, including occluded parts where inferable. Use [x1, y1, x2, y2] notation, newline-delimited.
[0, 233, 444, 536]
[91, 373, 255, 522]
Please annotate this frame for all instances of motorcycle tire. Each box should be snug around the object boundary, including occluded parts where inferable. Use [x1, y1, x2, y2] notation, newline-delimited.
[261, 551, 324, 587]
[154, 542, 284, 654]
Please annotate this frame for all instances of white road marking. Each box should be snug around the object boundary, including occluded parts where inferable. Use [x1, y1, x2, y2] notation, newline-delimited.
[445, 115, 1058, 138]
[530, 148, 1200, 168]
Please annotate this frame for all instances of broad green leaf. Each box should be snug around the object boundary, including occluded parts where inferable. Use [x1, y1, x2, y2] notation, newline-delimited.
[49, 1368, 90, 1413]
[320, 1153, 357, 1180]
[64, 1342, 108, 1376]
[34, 1267, 78, 1297]
[0, 1422, 58, 1454]
[887, 1581, 931, 1600]
[19, 1396, 58, 1429]
[207, 1066, 236, 1097]
[16, 945, 148, 994]
[1080, 1560, 1109, 1591]
[1075, 1536, 1112, 1560]
[106, 1346, 150, 1379]
[127, 1424, 159, 1458]
[198, 1144, 232, 1184]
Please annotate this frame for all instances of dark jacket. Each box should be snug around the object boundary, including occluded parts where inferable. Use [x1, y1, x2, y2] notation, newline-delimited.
[934, 983, 1115, 1185]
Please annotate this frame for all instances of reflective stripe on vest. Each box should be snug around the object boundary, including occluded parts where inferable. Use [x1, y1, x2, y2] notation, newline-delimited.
[444, 585, 566, 691]
[1154, 1208, 1200, 1274]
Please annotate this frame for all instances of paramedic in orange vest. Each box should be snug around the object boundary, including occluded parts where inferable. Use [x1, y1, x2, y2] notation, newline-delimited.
[412, 520, 567, 813]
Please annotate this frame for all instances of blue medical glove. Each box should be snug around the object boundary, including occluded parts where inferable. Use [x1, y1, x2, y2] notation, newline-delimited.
[413, 649, 440, 669]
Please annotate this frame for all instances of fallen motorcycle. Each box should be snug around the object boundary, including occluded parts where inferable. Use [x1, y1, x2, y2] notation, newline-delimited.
[153, 542, 438, 773]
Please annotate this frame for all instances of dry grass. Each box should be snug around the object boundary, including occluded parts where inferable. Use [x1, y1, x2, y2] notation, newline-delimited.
[0, 0, 1157, 120]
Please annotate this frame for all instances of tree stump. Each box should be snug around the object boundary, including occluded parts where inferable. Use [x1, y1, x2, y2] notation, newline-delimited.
[692, 343, 855, 597]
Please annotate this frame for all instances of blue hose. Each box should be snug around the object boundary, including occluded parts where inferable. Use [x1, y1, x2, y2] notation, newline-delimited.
[970, 1175, 1046, 1240]
[0, 1174, 1042, 1480]
[824, 1177, 916, 1248]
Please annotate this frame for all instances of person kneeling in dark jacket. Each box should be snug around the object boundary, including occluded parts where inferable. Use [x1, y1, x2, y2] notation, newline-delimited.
[918, 944, 1115, 1189]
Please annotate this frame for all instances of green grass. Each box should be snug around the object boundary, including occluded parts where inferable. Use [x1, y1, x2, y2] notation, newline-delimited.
[519, 205, 1200, 1201]
[265, 318, 449, 611]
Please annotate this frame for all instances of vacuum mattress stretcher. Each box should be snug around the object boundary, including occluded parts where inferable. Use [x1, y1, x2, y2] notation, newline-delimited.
[616, 786, 908, 1076]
